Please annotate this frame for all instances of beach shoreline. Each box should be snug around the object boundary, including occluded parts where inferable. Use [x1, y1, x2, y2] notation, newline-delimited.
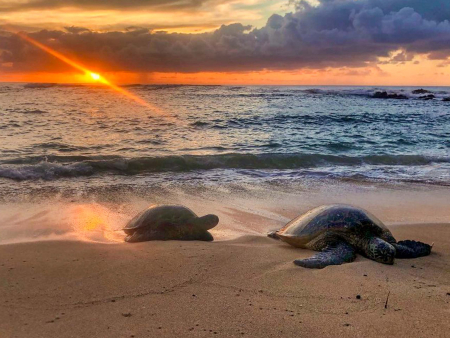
[1, 222, 449, 338]
[2, 178, 450, 244]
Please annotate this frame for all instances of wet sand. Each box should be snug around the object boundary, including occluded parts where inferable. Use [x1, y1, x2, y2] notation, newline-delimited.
[1, 222, 449, 338]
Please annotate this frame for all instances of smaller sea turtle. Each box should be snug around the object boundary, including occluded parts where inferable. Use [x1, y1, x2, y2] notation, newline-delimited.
[268, 204, 432, 269]
[123, 205, 219, 242]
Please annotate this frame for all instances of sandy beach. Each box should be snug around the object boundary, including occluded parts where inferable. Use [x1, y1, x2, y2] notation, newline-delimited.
[3, 1, 450, 335]
[1, 219, 449, 338]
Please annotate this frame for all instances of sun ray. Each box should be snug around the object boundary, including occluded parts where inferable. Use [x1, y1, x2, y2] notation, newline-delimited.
[10, 29, 166, 116]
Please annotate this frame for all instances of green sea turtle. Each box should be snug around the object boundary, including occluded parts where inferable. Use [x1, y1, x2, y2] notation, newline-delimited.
[268, 204, 432, 269]
[123, 205, 219, 243]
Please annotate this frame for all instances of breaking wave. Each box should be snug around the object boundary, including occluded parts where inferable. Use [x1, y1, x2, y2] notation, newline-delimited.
[0, 153, 448, 181]
[296, 88, 450, 100]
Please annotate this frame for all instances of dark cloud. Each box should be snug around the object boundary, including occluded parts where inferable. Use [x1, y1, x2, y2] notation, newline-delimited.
[1, 0, 450, 73]
[0, 0, 213, 12]
[356, 0, 450, 22]
[64, 26, 90, 34]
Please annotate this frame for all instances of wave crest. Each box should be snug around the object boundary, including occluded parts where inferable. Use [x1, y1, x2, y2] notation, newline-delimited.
[0, 153, 447, 181]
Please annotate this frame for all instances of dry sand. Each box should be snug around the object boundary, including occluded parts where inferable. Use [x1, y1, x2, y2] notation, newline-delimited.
[1, 221, 449, 338]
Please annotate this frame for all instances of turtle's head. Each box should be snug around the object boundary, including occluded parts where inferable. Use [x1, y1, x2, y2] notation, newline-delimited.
[368, 237, 396, 265]
[196, 214, 219, 230]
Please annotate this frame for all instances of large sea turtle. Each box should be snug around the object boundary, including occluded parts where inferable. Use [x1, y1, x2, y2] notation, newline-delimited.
[268, 204, 432, 269]
[123, 205, 219, 242]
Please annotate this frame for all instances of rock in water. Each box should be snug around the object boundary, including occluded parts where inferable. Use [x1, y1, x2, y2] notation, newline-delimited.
[412, 89, 431, 94]
[372, 91, 408, 99]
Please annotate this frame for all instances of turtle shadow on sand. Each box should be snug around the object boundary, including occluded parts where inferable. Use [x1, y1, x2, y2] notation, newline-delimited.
[123, 205, 219, 242]
[268, 204, 432, 269]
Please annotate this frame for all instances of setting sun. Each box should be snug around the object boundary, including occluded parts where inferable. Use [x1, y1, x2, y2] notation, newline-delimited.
[9, 30, 164, 113]
[90, 72, 101, 81]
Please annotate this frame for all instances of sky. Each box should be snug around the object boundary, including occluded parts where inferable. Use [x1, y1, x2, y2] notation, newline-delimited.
[1, 0, 450, 85]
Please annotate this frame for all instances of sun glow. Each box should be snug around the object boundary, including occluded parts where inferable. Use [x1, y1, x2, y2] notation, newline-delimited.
[10, 29, 166, 116]
[69, 204, 125, 243]
[90, 72, 101, 81]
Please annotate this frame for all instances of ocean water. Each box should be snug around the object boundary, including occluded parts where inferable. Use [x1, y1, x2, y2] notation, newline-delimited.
[1, 84, 450, 184]
[1, 83, 450, 243]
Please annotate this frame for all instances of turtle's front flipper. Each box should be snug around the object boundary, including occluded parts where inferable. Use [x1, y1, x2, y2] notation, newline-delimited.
[393, 240, 432, 258]
[294, 241, 356, 269]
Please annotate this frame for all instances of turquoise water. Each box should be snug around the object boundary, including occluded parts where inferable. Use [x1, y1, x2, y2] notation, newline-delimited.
[1, 84, 450, 187]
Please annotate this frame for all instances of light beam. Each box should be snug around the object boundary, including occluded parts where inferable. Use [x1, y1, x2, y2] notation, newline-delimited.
[12, 29, 165, 115]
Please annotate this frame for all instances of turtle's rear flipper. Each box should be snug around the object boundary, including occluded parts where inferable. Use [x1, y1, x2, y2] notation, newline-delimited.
[124, 231, 147, 243]
[393, 240, 432, 258]
[125, 230, 159, 242]
[294, 241, 356, 269]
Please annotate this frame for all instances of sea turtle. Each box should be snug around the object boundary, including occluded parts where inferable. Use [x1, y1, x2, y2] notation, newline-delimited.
[268, 204, 432, 269]
[123, 205, 219, 243]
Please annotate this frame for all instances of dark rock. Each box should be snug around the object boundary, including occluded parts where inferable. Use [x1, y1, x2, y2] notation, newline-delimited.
[372, 91, 408, 99]
[389, 93, 408, 99]
[373, 91, 388, 99]
[356, 295, 361, 299]
[122, 313, 132, 317]
[443, 97, 450, 102]
[412, 89, 431, 94]
[418, 94, 435, 100]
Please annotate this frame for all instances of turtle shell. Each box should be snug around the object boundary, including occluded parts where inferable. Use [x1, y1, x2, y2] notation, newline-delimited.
[123, 205, 198, 235]
[276, 204, 389, 247]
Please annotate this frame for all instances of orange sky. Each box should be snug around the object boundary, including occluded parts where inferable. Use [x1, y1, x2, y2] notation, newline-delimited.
[3, 58, 450, 86]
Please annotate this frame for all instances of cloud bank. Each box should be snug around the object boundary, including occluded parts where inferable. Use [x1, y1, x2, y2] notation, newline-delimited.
[1, 0, 450, 73]
[0, 0, 214, 12]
